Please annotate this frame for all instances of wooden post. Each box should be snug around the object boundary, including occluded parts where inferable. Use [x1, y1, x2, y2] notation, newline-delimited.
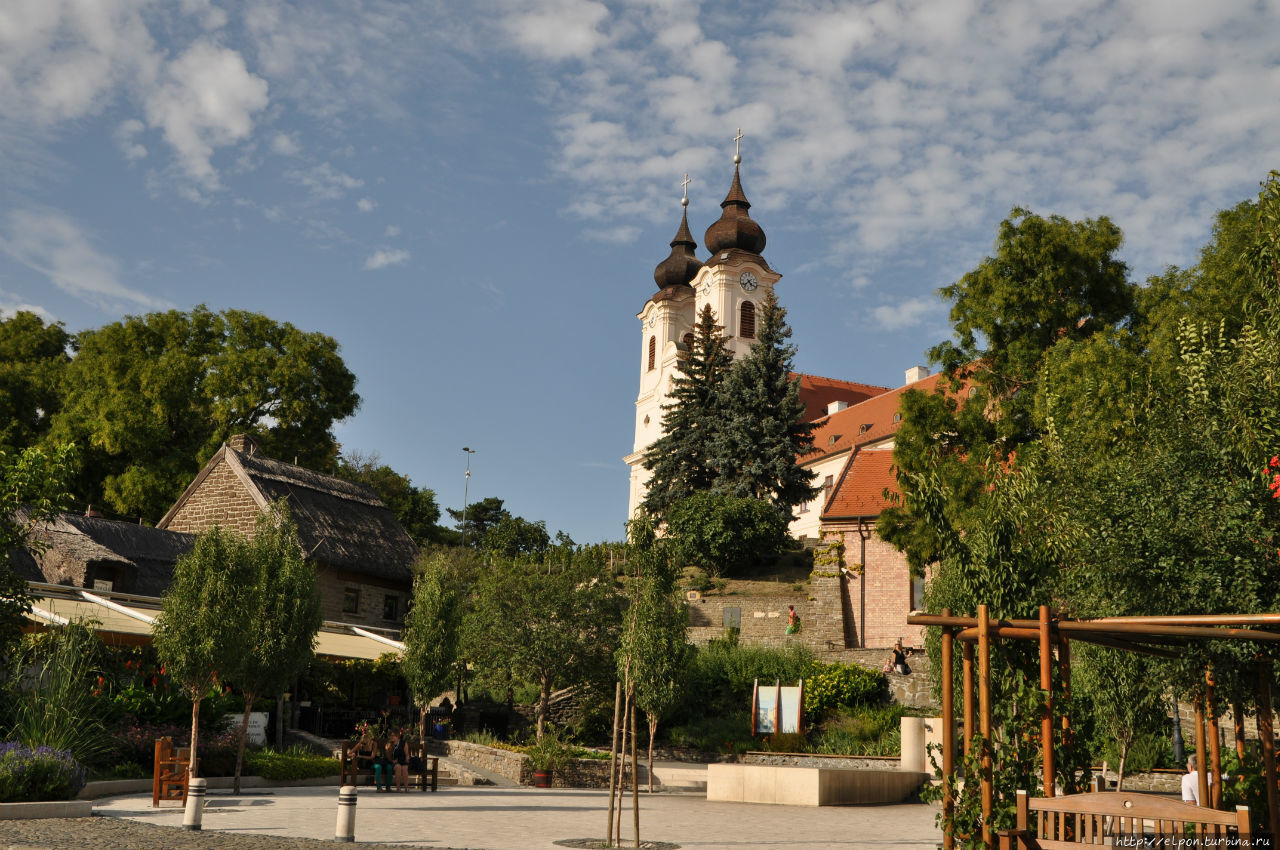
[1194, 694, 1209, 808]
[963, 640, 975, 757]
[1058, 635, 1072, 758]
[1039, 605, 1054, 797]
[1258, 661, 1280, 842]
[978, 604, 993, 850]
[1205, 670, 1222, 810]
[1230, 697, 1247, 761]
[941, 609, 955, 850]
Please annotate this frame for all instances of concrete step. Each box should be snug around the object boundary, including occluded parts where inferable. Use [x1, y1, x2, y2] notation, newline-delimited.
[650, 764, 708, 793]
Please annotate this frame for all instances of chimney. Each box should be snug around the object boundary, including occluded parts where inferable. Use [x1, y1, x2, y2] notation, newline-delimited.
[904, 366, 930, 385]
[85, 505, 102, 518]
[826, 400, 849, 416]
[228, 434, 260, 455]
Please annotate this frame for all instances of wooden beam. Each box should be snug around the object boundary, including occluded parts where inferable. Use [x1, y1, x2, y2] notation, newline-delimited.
[978, 604, 993, 849]
[1258, 661, 1279, 840]
[1040, 605, 1054, 797]
[941, 608, 955, 850]
[1195, 695, 1209, 807]
[1206, 670, 1222, 810]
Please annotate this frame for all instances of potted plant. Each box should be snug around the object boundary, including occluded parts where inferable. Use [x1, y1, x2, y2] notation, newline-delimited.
[525, 729, 572, 788]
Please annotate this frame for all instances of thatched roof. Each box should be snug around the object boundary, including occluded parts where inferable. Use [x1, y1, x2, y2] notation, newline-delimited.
[20, 512, 193, 596]
[234, 450, 418, 583]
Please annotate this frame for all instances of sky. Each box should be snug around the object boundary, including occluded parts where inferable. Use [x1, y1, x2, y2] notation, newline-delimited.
[1, 0, 1278, 544]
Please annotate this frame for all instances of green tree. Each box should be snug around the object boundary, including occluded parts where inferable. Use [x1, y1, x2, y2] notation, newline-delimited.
[401, 550, 463, 738]
[619, 516, 687, 790]
[466, 553, 623, 740]
[711, 289, 818, 519]
[1074, 647, 1168, 790]
[335, 451, 447, 545]
[0, 312, 70, 453]
[642, 304, 733, 517]
[51, 306, 359, 521]
[664, 491, 788, 577]
[446, 496, 509, 546]
[483, 515, 551, 560]
[0, 444, 77, 661]
[154, 525, 255, 777]
[225, 505, 322, 793]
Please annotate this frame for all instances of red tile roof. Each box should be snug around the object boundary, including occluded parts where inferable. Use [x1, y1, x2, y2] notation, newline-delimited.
[794, 373, 891, 423]
[824, 448, 900, 518]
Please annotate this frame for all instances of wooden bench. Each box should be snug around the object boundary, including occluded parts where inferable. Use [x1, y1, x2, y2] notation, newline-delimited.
[152, 737, 190, 807]
[339, 740, 439, 791]
[998, 789, 1251, 849]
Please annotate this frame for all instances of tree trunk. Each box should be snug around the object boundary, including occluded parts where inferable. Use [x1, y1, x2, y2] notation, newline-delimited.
[647, 713, 658, 794]
[631, 694, 639, 848]
[189, 688, 202, 779]
[233, 693, 256, 795]
[538, 673, 551, 742]
[1116, 741, 1128, 792]
[616, 688, 630, 847]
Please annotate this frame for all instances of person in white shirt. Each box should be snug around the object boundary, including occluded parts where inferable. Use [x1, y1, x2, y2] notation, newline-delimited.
[1181, 754, 1212, 805]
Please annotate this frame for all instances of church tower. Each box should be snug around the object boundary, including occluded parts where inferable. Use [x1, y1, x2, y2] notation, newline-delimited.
[624, 133, 779, 519]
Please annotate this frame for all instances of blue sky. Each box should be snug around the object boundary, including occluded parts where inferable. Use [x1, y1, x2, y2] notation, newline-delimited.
[2, 0, 1278, 544]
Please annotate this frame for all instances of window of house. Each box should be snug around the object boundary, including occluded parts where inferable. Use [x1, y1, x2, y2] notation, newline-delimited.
[893, 412, 902, 423]
[382, 594, 399, 621]
[343, 588, 360, 614]
[824, 475, 834, 501]
[799, 500, 810, 514]
[647, 336, 656, 371]
[740, 301, 756, 339]
[683, 332, 694, 349]
[910, 575, 926, 611]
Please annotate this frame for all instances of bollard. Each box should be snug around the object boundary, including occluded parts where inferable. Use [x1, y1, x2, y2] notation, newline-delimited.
[335, 784, 357, 843]
[900, 716, 926, 773]
[182, 777, 207, 831]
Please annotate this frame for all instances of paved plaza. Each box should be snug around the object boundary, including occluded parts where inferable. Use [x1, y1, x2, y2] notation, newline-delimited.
[10, 785, 944, 850]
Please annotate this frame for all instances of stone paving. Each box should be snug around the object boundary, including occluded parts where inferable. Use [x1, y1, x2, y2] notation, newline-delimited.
[23, 785, 945, 850]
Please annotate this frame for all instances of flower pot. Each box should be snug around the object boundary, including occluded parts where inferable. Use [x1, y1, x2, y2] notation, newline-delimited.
[532, 770, 552, 788]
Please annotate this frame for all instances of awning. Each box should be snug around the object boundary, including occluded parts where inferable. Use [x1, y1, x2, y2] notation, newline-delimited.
[23, 582, 402, 661]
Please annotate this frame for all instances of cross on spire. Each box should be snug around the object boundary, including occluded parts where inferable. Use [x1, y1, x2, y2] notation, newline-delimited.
[680, 173, 691, 206]
[733, 128, 744, 164]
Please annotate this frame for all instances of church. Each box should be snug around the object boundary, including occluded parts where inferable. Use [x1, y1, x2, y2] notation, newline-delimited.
[624, 140, 945, 649]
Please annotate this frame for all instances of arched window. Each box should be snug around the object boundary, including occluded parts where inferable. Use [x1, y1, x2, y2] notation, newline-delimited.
[647, 336, 656, 371]
[740, 301, 756, 339]
[683, 333, 694, 350]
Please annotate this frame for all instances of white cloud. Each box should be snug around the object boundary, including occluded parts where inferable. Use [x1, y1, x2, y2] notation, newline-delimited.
[0, 210, 168, 310]
[383, 225, 401, 237]
[270, 132, 300, 156]
[0, 293, 56, 323]
[872, 297, 940, 331]
[356, 197, 377, 213]
[502, 0, 610, 62]
[364, 248, 410, 270]
[114, 119, 147, 161]
[143, 40, 269, 188]
[285, 162, 364, 199]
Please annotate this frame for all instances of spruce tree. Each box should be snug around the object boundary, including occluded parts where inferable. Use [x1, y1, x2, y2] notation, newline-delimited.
[641, 304, 732, 517]
[710, 289, 818, 519]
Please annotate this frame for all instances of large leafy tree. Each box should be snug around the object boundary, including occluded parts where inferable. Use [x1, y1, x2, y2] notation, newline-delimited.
[154, 525, 256, 778]
[466, 552, 622, 740]
[882, 207, 1136, 572]
[642, 304, 733, 517]
[0, 312, 70, 453]
[225, 505, 322, 794]
[51, 306, 359, 521]
[710, 289, 818, 519]
[664, 491, 788, 577]
[0, 444, 77, 662]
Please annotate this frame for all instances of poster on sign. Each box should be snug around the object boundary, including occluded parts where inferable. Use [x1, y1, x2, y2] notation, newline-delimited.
[751, 679, 805, 736]
[224, 712, 270, 745]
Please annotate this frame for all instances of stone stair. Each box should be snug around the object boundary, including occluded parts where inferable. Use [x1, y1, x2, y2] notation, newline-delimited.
[647, 763, 708, 793]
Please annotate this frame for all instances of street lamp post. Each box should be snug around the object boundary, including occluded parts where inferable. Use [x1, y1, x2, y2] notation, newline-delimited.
[461, 447, 476, 546]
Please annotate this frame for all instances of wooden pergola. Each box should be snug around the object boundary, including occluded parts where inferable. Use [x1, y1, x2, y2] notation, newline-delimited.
[908, 605, 1280, 849]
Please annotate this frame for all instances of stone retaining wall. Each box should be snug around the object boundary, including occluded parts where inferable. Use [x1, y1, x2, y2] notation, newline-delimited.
[424, 739, 614, 788]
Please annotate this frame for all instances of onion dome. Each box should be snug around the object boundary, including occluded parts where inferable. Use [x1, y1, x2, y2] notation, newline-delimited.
[653, 199, 703, 290]
[704, 164, 766, 255]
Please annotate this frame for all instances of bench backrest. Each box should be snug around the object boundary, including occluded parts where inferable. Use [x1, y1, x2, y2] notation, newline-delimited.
[1016, 790, 1250, 849]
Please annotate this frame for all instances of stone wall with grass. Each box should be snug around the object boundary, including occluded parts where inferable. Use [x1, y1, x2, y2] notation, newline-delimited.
[686, 574, 845, 652]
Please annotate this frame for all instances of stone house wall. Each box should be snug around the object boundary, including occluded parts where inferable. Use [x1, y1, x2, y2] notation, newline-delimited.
[314, 565, 408, 628]
[163, 457, 261, 537]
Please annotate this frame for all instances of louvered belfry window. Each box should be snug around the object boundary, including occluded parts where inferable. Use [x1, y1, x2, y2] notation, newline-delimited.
[648, 336, 656, 371]
[740, 301, 756, 339]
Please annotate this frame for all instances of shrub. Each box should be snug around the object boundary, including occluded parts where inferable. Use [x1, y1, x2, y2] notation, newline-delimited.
[810, 705, 905, 757]
[245, 748, 340, 781]
[0, 743, 87, 802]
[803, 662, 886, 720]
[667, 712, 756, 754]
[678, 641, 813, 721]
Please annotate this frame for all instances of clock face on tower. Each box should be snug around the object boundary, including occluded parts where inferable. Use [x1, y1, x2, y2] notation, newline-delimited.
[739, 272, 759, 291]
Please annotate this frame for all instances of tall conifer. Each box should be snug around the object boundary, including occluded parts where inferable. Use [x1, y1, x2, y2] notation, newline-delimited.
[710, 289, 818, 519]
[641, 304, 732, 516]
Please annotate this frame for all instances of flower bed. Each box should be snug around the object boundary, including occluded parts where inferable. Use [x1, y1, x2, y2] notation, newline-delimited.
[0, 744, 87, 803]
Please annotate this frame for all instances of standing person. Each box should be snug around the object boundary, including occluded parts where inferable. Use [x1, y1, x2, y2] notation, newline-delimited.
[1182, 754, 1208, 805]
[885, 641, 911, 676]
[785, 605, 801, 634]
[390, 729, 410, 792]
